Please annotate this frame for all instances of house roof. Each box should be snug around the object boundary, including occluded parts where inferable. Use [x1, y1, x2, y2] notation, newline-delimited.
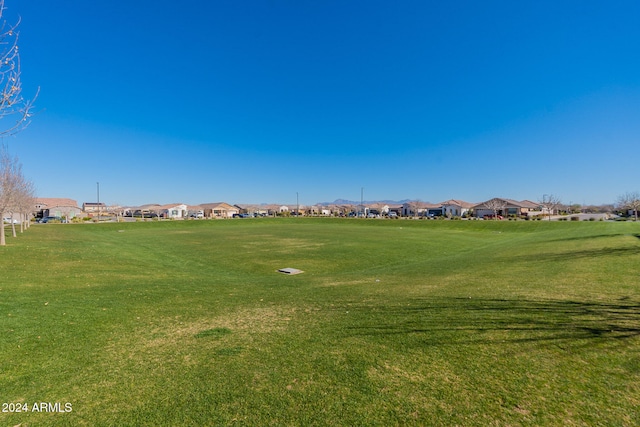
[36, 198, 79, 208]
[473, 198, 541, 209]
[200, 202, 237, 210]
[519, 200, 541, 209]
[260, 204, 282, 210]
[440, 199, 475, 208]
[154, 203, 188, 210]
[402, 201, 442, 209]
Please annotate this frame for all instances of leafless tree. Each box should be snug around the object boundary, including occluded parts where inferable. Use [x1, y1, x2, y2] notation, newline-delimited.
[0, 147, 13, 244]
[11, 167, 31, 235]
[539, 194, 561, 221]
[617, 191, 640, 221]
[14, 178, 34, 232]
[0, 0, 37, 135]
[109, 204, 125, 222]
[0, 1, 37, 245]
[408, 200, 423, 218]
[484, 198, 506, 219]
[0, 145, 35, 241]
[0, 145, 23, 244]
[60, 206, 74, 224]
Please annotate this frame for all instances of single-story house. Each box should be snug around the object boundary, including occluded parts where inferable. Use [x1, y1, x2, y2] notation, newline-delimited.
[258, 204, 282, 216]
[473, 198, 543, 218]
[82, 202, 107, 216]
[307, 205, 330, 216]
[366, 203, 391, 216]
[520, 200, 549, 216]
[387, 204, 403, 216]
[236, 204, 261, 215]
[36, 198, 83, 220]
[402, 202, 443, 217]
[123, 204, 162, 218]
[331, 204, 356, 216]
[441, 199, 475, 217]
[200, 202, 240, 218]
[237, 204, 270, 216]
[156, 203, 188, 219]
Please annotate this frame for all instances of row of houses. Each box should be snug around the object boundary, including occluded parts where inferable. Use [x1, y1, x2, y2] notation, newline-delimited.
[353, 198, 547, 218]
[32, 197, 553, 220]
[34, 199, 243, 220]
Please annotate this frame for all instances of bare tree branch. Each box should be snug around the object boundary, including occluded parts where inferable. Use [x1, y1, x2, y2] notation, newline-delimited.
[0, 0, 38, 136]
[539, 194, 561, 221]
[0, 143, 33, 244]
[483, 198, 506, 219]
[617, 192, 640, 221]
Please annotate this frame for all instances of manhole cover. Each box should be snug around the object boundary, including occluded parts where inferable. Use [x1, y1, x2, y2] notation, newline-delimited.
[277, 268, 304, 275]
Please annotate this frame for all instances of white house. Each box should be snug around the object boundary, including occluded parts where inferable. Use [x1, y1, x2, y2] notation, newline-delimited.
[157, 203, 188, 219]
[441, 199, 475, 217]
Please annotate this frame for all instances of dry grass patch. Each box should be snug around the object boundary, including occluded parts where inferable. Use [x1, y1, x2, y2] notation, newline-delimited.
[105, 305, 298, 360]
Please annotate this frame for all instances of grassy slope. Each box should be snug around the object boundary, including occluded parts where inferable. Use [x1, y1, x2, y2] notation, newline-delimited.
[1, 219, 639, 426]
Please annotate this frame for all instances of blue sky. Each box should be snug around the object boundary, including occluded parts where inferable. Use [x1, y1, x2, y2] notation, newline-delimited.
[4, 1, 639, 206]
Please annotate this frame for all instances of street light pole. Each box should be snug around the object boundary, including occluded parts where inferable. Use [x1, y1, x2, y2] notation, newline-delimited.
[97, 182, 100, 221]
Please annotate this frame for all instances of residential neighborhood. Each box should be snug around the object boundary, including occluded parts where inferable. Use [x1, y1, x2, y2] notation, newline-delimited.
[23, 196, 630, 223]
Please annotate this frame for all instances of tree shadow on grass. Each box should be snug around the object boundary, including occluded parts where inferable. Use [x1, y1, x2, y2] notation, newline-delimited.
[346, 297, 640, 347]
[510, 245, 640, 263]
[546, 233, 627, 243]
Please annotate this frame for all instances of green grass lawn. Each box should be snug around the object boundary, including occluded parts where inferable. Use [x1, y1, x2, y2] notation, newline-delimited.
[1, 218, 639, 426]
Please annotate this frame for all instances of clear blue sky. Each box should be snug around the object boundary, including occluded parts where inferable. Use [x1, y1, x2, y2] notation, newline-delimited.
[5, 1, 640, 206]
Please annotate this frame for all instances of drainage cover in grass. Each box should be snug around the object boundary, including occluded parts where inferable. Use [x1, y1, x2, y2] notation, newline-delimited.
[194, 327, 232, 339]
[277, 267, 304, 275]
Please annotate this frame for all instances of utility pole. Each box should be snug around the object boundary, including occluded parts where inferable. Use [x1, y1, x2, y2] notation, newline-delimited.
[97, 182, 100, 221]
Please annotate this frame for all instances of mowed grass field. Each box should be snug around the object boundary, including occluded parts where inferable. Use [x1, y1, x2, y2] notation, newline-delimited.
[1, 218, 639, 426]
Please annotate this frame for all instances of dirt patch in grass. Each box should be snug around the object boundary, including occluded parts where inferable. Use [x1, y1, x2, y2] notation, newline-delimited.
[106, 305, 296, 361]
[242, 237, 325, 254]
[318, 278, 375, 287]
